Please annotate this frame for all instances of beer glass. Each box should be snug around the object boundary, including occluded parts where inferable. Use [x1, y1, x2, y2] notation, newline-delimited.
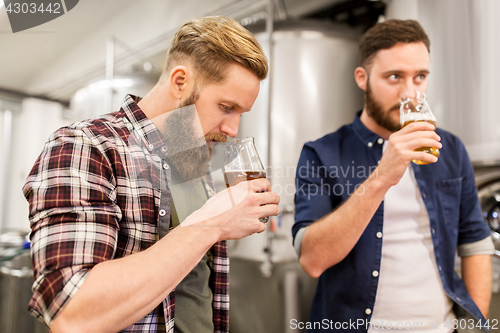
[222, 137, 268, 223]
[400, 92, 440, 165]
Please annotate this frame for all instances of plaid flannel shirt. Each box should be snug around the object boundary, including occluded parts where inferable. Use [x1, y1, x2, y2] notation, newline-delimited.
[23, 95, 229, 332]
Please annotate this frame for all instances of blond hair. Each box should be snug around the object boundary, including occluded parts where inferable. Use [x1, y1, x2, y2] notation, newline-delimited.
[161, 16, 268, 85]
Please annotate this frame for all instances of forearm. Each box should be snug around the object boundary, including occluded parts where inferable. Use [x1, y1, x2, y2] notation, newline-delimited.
[299, 171, 391, 277]
[51, 223, 221, 333]
[461, 254, 492, 319]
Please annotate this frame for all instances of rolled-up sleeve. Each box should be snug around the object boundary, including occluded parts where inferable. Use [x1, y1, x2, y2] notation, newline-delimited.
[23, 127, 121, 326]
[457, 236, 495, 257]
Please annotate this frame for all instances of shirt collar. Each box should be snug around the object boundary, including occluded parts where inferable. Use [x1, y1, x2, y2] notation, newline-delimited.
[352, 110, 386, 149]
[120, 94, 167, 153]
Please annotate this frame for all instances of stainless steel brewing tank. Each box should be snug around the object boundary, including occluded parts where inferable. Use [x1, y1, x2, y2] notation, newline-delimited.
[474, 164, 500, 319]
[233, 20, 364, 262]
[227, 20, 363, 333]
[0, 250, 48, 333]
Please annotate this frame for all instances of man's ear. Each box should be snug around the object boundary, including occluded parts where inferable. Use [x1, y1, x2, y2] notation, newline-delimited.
[354, 67, 368, 91]
[169, 66, 190, 99]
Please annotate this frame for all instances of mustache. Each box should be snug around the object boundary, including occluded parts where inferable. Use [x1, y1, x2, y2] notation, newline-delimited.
[205, 133, 228, 142]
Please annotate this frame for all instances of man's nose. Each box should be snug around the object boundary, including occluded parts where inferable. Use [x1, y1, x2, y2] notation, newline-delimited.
[400, 78, 421, 99]
[220, 115, 240, 138]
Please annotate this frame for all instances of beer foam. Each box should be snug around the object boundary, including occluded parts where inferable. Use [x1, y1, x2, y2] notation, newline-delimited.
[400, 112, 436, 124]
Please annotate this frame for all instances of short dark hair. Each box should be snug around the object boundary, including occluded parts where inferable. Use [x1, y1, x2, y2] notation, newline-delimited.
[359, 19, 430, 69]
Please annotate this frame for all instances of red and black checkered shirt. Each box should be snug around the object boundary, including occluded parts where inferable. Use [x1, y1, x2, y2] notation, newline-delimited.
[23, 95, 229, 332]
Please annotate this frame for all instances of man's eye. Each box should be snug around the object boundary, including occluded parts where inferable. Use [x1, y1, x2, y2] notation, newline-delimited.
[221, 105, 233, 112]
[389, 74, 399, 80]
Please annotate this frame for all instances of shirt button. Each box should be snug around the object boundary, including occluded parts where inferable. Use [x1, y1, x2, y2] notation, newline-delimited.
[456, 297, 462, 302]
[163, 163, 169, 170]
[422, 192, 427, 199]
[161, 146, 167, 153]
[159, 209, 166, 217]
[377, 138, 384, 144]
[438, 265, 442, 271]
[148, 144, 154, 150]
[367, 142, 373, 148]
[365, 308, 372, 315]
[432, 228, 436, 234]
[376, 232, 383, 238]
[372, 270, 379, 277]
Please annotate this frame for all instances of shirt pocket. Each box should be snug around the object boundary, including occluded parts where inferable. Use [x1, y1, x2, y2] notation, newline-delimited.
[436, 177, 463, 226]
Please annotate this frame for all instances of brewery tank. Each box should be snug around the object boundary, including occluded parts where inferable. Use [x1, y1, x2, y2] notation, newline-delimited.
[227, 20, 363, 333]
[231, 19, 363, 262]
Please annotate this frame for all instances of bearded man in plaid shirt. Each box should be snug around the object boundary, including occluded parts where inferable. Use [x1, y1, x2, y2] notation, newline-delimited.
[23, 16, 280, 333]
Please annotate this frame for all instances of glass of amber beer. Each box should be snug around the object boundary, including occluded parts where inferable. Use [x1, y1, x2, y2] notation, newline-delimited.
[222, 137, 268, 223]
[400, 92, 440, 165]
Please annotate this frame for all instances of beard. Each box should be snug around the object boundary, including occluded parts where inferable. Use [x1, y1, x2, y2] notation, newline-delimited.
[160, 89, 208, 183]
[180, 89, 228, 144]
[365, 78, 401, 132]
[160, 89, 229, 184]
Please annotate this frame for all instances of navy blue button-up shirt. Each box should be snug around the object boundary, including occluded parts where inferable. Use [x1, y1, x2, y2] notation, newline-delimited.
[293, 113, 491, 332]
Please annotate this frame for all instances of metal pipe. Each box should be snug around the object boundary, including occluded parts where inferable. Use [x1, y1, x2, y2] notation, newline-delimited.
[0, 110, 13, 233]
[105, 37, 115, 113]
[274, 0, 287, 20]
[283, 270, 299, 333]
[260, 0, 274, 278]
[106, 37, 115, 81]
[0, 86, 69, 107]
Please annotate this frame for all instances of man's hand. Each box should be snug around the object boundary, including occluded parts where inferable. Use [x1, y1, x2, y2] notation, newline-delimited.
[299, 122, 442, 277]
[377, 121, 442, 186]
[182, 178, 280, 240]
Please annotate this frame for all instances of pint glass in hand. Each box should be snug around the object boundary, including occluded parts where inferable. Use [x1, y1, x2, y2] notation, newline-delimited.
[222, 137, 269, 223]
[400, 92, 440, 165]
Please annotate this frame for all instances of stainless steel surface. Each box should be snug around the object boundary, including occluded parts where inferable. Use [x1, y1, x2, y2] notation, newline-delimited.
[0, 251, 48, 333]
[0, 232, 25, 250]
[474, 165, 500, 318]
[247, 20, 363, 209]
[229, 258, 316, 333]
[230, 20, 363, 263]
[476, 166, 500, 258]
[283, 270, 299, 333]
[417, 0, 500, 164]
[0, 109, 13, 232]
[227, 19, 362, 333]
[261, 0, 276, 279]
[491, 294, 500, 322]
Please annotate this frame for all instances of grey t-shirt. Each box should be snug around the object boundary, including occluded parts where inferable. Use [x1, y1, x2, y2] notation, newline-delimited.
[170, 179, 213, 333]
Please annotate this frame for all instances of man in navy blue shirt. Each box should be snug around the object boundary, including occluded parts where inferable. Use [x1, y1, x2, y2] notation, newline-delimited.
[293, 20, 494, 332]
